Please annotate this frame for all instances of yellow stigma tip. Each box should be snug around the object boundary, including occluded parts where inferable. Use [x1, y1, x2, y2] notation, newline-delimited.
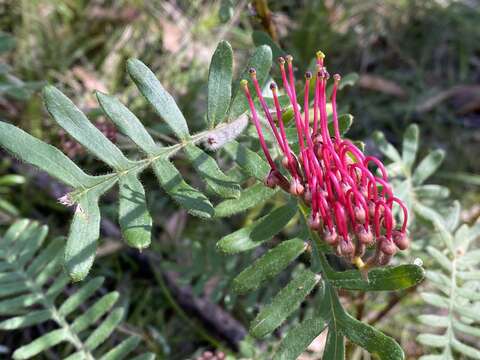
[240, 79, 248, 87]
[316, 50, 325, 59]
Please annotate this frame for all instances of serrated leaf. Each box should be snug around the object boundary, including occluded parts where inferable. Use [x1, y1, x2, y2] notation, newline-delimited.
[230, 45, 273, 119]
[214, 183, 277, 217]
[275, 317, 327, 360]
[223, 140, 270, 181]
[412, 149, 445, 185]
[329, 264, 425, 291]
[127, 58, 190, 139]
[233, 238, 307, 294]
[208, 41, 233, 127]
[0, 122, 91, 188]
[118, 173, 152, 249]
[152, 158, 214, 218]
[373, 131, 402, 162]
[217, 200, 297, 254]
[402, 124, 419, 171]
[96, 92, 157, 154]
[184, 144, 240, 198]
[43, 86, 131, 170]
[250, 269, 319, 338]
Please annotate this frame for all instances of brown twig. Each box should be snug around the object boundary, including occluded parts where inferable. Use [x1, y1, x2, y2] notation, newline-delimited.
[252, 0, 278, 41]
[367, 286, 418, 325]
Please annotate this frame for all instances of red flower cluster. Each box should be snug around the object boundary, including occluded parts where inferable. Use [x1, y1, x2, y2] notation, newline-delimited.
[241, 52, 409, 267]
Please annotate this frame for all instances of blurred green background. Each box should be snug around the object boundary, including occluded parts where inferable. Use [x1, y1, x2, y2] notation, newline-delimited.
[0, 0, 479, 359]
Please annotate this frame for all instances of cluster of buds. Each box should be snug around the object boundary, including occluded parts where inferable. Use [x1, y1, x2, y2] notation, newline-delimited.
[241, 52, 409, 267]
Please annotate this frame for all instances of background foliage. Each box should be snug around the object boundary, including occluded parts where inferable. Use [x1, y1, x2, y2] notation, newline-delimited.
[0, 0, 479, 359]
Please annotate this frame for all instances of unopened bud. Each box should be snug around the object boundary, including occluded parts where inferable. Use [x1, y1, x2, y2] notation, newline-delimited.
[340, 237, 355, 257]
[354, 206, 366, 224]
[289, 178, 304, 196]
[355, 224, 373, 245]
[379, 236, 396, 256]
[324, 227, 338, 245]
[392, 230, 409, 250]
[264, 170, 278, 188]
[308, 212, 321, 230]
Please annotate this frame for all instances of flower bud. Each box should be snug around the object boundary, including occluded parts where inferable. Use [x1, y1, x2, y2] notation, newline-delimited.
[378, 236, 396, 256]
[355, 224, 373, 245]
[264, 171, 278, 188]
[289, 178, 305, 196]
[308, 212, 321, 230]
[354, 206, 366, 224]
[392, 230, 409, 250]
[339, 237, 355, 257]
[323, 227, 338, 245]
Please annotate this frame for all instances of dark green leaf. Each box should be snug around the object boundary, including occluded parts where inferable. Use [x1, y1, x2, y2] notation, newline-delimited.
[184, 144, 240, 198]
[127, 58, 190, 139]
[276, 317, 327, 360]
[250, 269, 319, 338]
[223, 140, 270, 181]
[96, 92, 157, 154]
[119, 172, 152, 249]
[208, 41, 233, 127]
[329, 264, 425, 291]
[328, 114, 353, 137]
[252, 31, 284, 59]
[217, 200, 297, 253]
[0, 122, 91, 188]
[43, 86, 131, 170]
[233, 238, 307, 294]
[152, 158, 214, 218]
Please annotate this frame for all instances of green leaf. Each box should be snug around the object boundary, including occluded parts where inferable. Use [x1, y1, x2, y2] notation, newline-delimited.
[59, 277, 105, 316]
[421, 292, 449, 309]
[329, 264, 425, 291]
[127, 58, 190, 139]
[96, 92, 157, 154]
[328, 114, 353, 137]
[184, 144, 240, 198]
[85, 307, 125, 350]
[118, 173, 152, 249]
[373, 131, 402, 162]
[214, 183, 277, 218]
[451, 338, 480, 359]
[43, 86, 131, 170]
[415, 184, 450, 199]
[418, 314, 449, 328]
[276, 317, 327, 360]
[252, 31, 284, 59]
[323, 326, 345, 360]
[416, 334, 448, 348]
[223, 140, 270, 181]
[412, 149, 445, 185]
[217, 200, 297, 253]
[233, 238, 307, 294]
[152, 158, 214, 218]
[13, 329, 69, 360]
[0, 309, 51, 330]
[230, 45, 273, 119]
[402, 124, 419, 171]
[99, 336, 141, 360]
[340, 311, 405, 359]
[208, 41, 233, 127]
[0, 174, 26, 186]
[427, 246, 452, 273]
[250, 269, 319, 338]
[71, 292, 119, 333]
[0, 122, 91, 188]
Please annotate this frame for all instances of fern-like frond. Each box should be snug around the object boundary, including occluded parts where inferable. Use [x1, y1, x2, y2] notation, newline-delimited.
[417, 210, 480, 359]
[0, 42, 275, 280]
[0, 220, 154, 360]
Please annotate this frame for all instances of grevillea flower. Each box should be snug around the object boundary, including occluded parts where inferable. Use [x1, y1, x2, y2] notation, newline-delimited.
[241, 51, 409, 268]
